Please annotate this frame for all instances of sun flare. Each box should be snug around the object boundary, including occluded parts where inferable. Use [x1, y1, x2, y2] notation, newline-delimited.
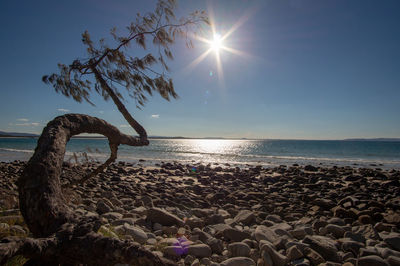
[210, 33, 222, 53]
[184, 7, 254, 85]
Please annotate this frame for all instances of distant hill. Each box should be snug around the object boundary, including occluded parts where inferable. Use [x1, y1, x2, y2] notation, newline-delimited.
[344, 138, 400, 142]
[0, 131, 39, 137]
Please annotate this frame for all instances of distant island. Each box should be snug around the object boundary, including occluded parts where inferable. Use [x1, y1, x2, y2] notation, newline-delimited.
[343, 138, 400, 142]
[1, 131, 400, 141]
[0, 131, 38, 138]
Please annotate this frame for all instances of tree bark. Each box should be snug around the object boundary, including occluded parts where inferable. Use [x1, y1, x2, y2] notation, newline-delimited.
[0, 114, 174, 265]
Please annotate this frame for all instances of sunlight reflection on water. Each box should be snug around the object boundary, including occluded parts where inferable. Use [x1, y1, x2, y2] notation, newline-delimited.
[1, 138, 400, 169]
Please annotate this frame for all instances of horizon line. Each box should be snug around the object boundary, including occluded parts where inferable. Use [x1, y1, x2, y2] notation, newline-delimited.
[1, 131, 400, 142]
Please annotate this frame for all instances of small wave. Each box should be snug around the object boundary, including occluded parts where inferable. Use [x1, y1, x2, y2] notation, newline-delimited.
[138, 149, 400, 165]
[0, 148, 34, 153]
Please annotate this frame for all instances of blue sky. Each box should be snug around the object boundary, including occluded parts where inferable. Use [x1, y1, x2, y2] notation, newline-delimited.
[1, 0, 399, 139]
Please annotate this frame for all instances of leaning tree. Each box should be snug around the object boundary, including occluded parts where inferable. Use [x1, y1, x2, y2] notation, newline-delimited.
[0, 0, 208, 264]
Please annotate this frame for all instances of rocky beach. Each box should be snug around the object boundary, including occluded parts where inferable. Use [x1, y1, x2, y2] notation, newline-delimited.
[1, 160, 400, 265]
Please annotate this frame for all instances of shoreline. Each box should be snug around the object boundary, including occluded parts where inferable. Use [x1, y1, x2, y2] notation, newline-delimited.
[0, 154, 399, 170]
[1, 161, 400, 264]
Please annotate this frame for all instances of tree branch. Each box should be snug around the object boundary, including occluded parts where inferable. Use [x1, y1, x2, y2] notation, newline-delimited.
[91, 66, 149, 142]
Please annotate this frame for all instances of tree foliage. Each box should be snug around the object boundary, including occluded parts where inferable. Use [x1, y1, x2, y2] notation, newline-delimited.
[43, 0, 208, 109]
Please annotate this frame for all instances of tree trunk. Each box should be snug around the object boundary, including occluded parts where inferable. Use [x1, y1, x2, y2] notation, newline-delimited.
[91, 65, 148, 142]
[0, 114, 173, 265]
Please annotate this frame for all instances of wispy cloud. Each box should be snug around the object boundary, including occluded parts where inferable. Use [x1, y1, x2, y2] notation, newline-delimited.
[151, 114, 160, 119]
[17, 118, 29, 122]
[57, 108, 70, 112]
[15, 122, 40, 127]
[99, 110, 104, 114]
[120, 124, 129, 128]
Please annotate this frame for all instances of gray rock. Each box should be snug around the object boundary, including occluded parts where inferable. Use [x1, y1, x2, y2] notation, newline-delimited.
[228, 242, 251, 257]
[261, 250, 273, 266]
[255, 225, 280, 243]
[265, 214, 282, 223]
[117, 224, 148, 244]
[259, 240, 288, 266]
[188, 244, 212, 258]
[206, 237, 224, 254]
[205, 214, 225, 225]
[112, 217, 136, 226]
[220, 257, 255, 266]
[96, 200, 113, 214]
[211, 223, 232, 235]
[191, 258, 200, 266]
[357, 255, 389, 266]
[344, 231, 366, 243]
[147, 207, 184, 226]
[184, 255, 196, 265]
[304, 247, 325, 265]
[387, 255, 400, 266]
[158, 237, 180, 246]
[376, 246, 400, 259]
[325, 224, 346, 238]
[163, 246, 184, 257]
[218, 209, 231, 219]
[101, 212, 123, 221]
[381, 232, 400, 251]
[146, 238, 157, 245]
[353, 224, 380, 240]
[359, 247, 379, 257]
[132, 206, 147, 216]
[233, 210, 255, 225]
[186, 217, 205, 229]
[327, 217, 346, 226]
[286, 245, 303, 260]
[290, 228, 307, 240]
[374, 222, 394, 232]
[285, 241, 310, 253]
[303, 235, 341, 262]
[200, 257, 212, 266]
[341, 239, 365, 255]
[223, 228, 251, 242]
[292, 257, 311, 266]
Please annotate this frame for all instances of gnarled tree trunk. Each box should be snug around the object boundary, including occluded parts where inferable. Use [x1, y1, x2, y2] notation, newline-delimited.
[0, 114, 174, 265]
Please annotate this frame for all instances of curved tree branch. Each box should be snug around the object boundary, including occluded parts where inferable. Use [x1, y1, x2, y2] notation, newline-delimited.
[10, 114, 173, 265]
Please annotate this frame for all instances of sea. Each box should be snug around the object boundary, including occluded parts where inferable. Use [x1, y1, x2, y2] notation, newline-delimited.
[1, 137, 400, 169]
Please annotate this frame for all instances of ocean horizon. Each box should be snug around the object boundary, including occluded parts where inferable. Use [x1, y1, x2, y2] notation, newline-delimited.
[1, 137, 399, 169]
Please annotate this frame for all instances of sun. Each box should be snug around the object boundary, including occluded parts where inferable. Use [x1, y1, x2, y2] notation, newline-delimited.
[185, 8, 253, 84]
[210, 33, 223, 53]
